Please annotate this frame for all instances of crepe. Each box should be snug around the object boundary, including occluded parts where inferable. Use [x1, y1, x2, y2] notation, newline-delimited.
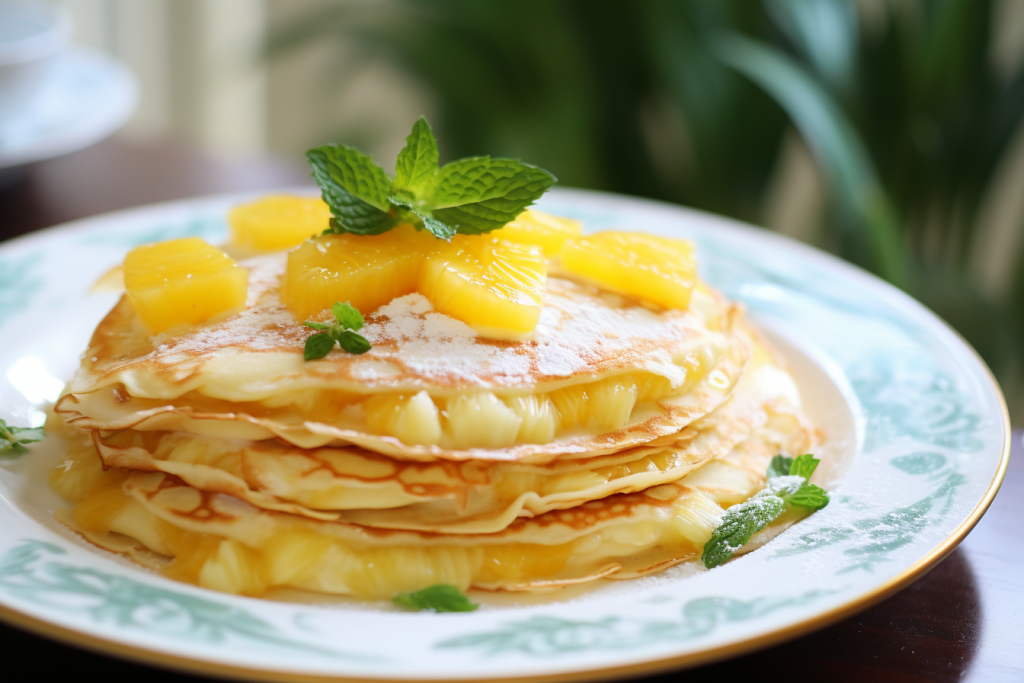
[48, 226, 825, 602]
[85, 339, 799, 534]
[53, 410, 815, 598]
[56, 254, 749, 461]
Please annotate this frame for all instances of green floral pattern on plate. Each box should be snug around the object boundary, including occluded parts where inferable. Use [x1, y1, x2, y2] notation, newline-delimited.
[776, 468, 964, 572]
[438, 592, 833, 656]
[0, 191, 1005, 679]
[849, 360, 984, 453]
[0, 541, 373, 660]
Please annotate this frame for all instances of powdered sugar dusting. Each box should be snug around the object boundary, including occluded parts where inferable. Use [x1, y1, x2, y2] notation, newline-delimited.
[153, 255, 297, 360]
[78, 253, 726, 394]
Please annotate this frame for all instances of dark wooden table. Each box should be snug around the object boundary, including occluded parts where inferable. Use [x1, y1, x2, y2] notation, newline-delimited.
[1, 139, 1021, 682]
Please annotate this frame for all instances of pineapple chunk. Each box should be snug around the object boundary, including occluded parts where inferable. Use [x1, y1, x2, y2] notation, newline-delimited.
[669, 491, 724, 547]
[282, 226, 430, 320]
[229, 195, 331, 251]
[506, 395, 558, 443]
[198, 539, 267, 596]
[445, 392, 522, 449]
[585, 376, 639, 430]
[476, 543, 574, 583]
[90, 264, 125, 293]
[549, 375, 638, 432]
[261, 531, 335, 586]
[419, 236, 546, 337]
[634, 373, 675, 403]
[496, 210, 582, 255]
[282, 224, 548, 336]
[123, 237, 248, 334]
[49, 443, 119, 504]
[324, 544, 480, 598]
[559, 232, 697, 310]
[364, 391, 442, 445]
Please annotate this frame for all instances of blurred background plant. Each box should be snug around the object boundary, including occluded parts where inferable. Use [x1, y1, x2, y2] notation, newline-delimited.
[265, 0, 1024, 420]
[53, 0, 1024, 420]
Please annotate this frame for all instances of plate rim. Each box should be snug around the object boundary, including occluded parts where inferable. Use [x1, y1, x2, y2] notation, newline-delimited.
[0, 187, 1011, 682]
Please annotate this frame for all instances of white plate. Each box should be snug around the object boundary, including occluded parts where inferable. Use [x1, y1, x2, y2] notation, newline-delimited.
[0, 188, 1009, 681]
[0, 46, 136, 170]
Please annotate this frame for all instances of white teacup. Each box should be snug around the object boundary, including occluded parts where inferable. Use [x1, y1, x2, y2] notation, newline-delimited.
[0, 1, 70, 126]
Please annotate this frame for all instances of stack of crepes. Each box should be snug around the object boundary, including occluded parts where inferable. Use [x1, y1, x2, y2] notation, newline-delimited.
[50, 251, 817, 600]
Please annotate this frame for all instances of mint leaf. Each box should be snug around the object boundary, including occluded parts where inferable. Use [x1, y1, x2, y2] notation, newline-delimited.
[766, 455, 793, 479]
[419, 213, 456, 240]
[703, 453, 830, 568]
[331, 302, 364, 331]
[304, 332, 336, 360]
[308, 146, 398, 236]
[394, 116, 439, 195]
[302, 301, 372, 360]
[391, 202, 455, 240]
[431, 204, 519, 235]
[701, 492, 786, 569]
[429, 158, 556, 235]
[335, 329, 371, 355]
[324, 201, 397, 236]
[305, 118, 556, 239]
[0, 419, 45, 453]
[788, 453, 820, 480]
[392, 584, 479, 612]
[307, 145, 392, 211]
[782, 482, 830, 510]
[431, 158, 554, 208]
[12, 426, 44, 443]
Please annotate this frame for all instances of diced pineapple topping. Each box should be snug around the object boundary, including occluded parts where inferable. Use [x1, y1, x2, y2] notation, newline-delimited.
[444, 392, 523, 449]
[281, 226, 430, 320]
[49, 436, 120, 504]
[496, 209, 582, 255]
[506, 395, 558, 444]
[361, 366, 706, 447]
[281, 212, 700, 337]
[198, 539, 266, 595]
[283, 228, 547, 337]
[668, 491, 725, 546]
[229, 195, 330, 251]
[476, 543, 575, 584]
[419, 236, 546, 338]
[123, 237, 248, 334]
[549, 375, 639, 432]
[559, 231, 698, 310]
[364, 391, 442, 446]
[57, 445, 724, 598]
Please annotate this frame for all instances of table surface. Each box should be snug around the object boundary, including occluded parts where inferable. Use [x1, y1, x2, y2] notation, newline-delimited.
[1, 139, 1021, 683]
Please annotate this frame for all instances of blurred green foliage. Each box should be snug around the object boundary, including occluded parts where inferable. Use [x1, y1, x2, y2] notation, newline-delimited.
[269, 0, 1024, 418]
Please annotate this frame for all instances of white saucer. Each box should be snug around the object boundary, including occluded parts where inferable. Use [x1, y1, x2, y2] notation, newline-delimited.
[0, 46, 136, 170]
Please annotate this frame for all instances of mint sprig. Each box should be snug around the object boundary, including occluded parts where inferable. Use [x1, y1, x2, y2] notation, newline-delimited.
[765, 455, 792, 478]
[392, 584, 479, 613]
[394, 116, 439, 195]
[701, 453, 829, 569]
[788, 453, 820, 480]
[0, 418, 44, 454]
[303, 302, 371, 360]
[700, 492, 786, 570]
[306, 117, 556, 241]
